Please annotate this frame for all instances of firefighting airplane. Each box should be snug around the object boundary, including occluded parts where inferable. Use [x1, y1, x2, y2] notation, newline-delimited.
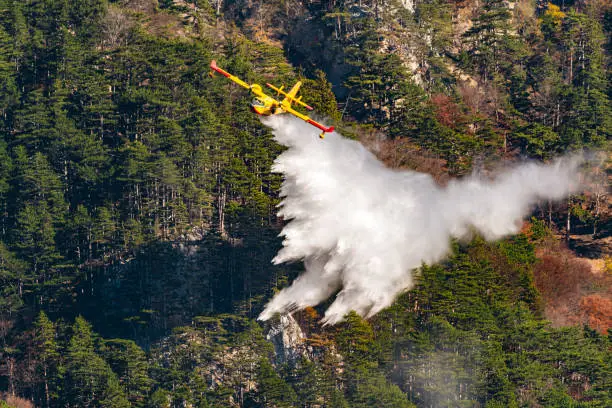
[209, 60, 334, 139]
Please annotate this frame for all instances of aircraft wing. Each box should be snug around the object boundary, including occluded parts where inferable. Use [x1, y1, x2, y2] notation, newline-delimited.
[210, 60, 278, 102]
[284, 105, 335, 139]
[209, 60, 252, 90]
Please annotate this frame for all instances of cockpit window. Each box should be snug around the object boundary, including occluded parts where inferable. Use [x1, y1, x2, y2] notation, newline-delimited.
[252, 98, 265, 107]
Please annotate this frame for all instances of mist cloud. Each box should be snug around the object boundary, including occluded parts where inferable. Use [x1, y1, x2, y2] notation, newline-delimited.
[258, 116, 583, 325]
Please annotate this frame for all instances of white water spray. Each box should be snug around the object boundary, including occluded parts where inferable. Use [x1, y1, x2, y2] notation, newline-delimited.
[258, 116, 583, 325]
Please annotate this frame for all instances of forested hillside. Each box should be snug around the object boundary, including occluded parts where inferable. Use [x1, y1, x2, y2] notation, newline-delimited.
[0, 0, 609, 407]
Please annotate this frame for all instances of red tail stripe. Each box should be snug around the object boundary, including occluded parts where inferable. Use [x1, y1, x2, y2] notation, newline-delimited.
[210, 60, 231, 78]
[307, 119, 334, 133]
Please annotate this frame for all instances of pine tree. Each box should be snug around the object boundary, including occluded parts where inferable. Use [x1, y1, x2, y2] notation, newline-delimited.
[11, 89, 56, 152]
[344, 19, 389, 123]
[13, 150, 66, 222]
[32, 311, 60, 408]
[348, 372, 414, 408]
[335, 311, 378, 367]
[9, 149, 67, 303]
[413, 0, 455, 93]
[0, 140, 10, 237]
[91, 204, 117, 259]
[51, 96, 109, 201]
[67, 204, 93, 263]
[290, 358, 329, 407]
[101, 339, 153, 407]
[0, 23, 17, 118]
[537, 7, 610, 150]
[299, 70, 340, 121]
[0, 242, 26, 317]
[13, 203, 62, 304]
[255, 358, 298, 408]
[68, 0, 107, 42]
[21, 0, 70, 86]
[66, 48, 118, 142]
[510, 123, 560, 159]
[64, 316, 130, 407]
[462, 0, 515, 82]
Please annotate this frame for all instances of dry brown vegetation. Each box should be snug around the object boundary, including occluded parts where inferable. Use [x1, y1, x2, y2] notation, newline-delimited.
[101, 5, 134, 49]
[0, 393, 34, 408]
[534, 238, 612, 333]
[430, 93, 465, 130]
[360, 131, 450, 184]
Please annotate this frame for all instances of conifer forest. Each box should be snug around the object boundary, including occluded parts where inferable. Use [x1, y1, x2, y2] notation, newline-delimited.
[0, 1, 610, 407]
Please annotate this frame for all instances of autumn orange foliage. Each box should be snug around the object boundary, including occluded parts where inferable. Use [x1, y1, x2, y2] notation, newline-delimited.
[533, 239, 612, 333]
[293, 307, 337, 348]
[579, 295, 612, 333]
[430, 94, 463, 129]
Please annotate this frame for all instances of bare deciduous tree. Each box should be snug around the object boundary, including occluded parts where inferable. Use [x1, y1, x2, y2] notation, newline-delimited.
[101, 6, 134, 49]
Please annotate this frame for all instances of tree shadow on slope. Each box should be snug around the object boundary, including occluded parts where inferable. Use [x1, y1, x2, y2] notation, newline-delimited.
[74, 228, 299, 348]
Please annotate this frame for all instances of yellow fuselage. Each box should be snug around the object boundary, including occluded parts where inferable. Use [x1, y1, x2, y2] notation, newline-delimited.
[250, 100, 282, 116]
[249, 85, 284, 116]
[209, 60, 334, 138]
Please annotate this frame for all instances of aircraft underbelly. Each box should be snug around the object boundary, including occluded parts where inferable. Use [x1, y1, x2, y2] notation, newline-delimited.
[250, 105, 270, 115]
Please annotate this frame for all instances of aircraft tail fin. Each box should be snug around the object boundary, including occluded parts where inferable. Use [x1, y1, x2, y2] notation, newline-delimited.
[285, 81, 302, 100]
[266, 82, 314, 111]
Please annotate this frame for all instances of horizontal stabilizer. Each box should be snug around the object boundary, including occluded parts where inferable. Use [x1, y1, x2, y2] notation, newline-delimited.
[266, 82, 314, 111]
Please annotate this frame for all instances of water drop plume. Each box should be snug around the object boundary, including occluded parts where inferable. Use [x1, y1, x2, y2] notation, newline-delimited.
[258, 116, 584, 325]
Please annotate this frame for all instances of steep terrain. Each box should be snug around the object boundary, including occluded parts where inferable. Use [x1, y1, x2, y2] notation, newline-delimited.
[0, 0, 610, 407]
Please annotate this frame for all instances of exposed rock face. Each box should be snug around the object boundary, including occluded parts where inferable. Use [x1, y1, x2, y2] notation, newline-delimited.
[208, 345, 260, 393]
[265, 314, 306, 364]
[400, 0, 414, 13]
[152, 320, 272, 408]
